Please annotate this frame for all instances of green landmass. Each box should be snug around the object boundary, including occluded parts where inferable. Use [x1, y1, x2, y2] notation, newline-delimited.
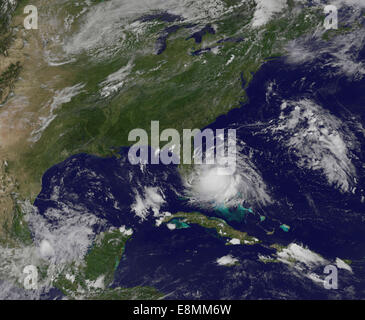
[53, 228, 162, 299]
[87, 286, 164, 300]
[0, 0, 15, 55]
[17, 1, 324, 196]
[7, 202, 32, 245]
[84, 229, 129, 285]
[164, 211, 260, 244]
[270, 243, 287, 251]
[1, 201, 32, 247]
[0, 61, 22, 102]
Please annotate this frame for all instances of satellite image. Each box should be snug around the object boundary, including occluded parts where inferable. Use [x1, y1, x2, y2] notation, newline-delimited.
[0, 0, 364, 301]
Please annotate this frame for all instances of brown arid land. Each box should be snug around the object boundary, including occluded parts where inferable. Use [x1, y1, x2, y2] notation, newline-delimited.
[0, 2, 74, 239]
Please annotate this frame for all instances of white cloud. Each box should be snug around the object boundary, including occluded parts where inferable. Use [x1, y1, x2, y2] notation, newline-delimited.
[333, 0, 365, 9]
[23, 200, 103, 266]
[62, 0, 229, 58]
[131, 187, 166, 221]
[226, 54, 235, 66]
[268, 99, 357, 192]
[336, 258, 353, 273]
[30, 83, 85, 143]
[166, 223, 176, 230]
[229, 238, 241, 245]
[216, 254, 238, 266]
[85, 275, 105, 290]
[39, 240, 55, 258]
[277, 243, 327, 267]
[100, 60, 134, 97]
[252, 0, 287, 27]
[286, 17, 365, 80]
[185, 136, 271, 209]
[119, 225, 134, 236]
